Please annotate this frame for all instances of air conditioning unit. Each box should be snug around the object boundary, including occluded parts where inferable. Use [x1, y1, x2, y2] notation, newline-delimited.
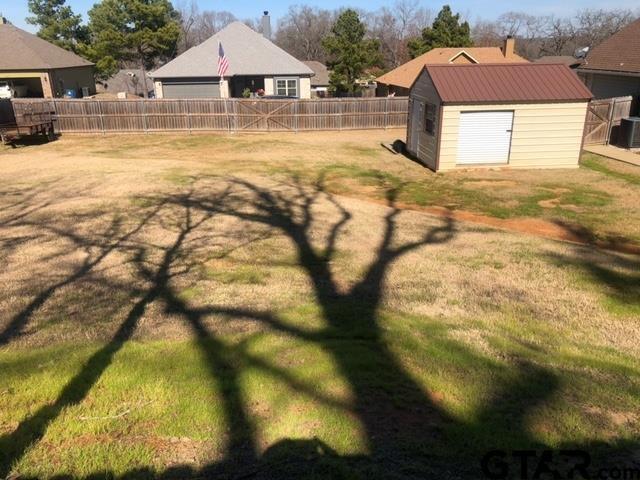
[618, 117, 640, 148]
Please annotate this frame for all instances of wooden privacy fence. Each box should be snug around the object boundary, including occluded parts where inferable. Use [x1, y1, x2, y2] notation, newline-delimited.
[11, 97, 409, 134]
[583, 96, 632, 145]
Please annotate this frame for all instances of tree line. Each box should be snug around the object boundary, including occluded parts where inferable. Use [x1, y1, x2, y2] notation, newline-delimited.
[26, 0, 638, 96]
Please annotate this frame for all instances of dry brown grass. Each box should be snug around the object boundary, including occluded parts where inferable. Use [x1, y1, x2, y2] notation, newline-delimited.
[1, 132, 638, 352]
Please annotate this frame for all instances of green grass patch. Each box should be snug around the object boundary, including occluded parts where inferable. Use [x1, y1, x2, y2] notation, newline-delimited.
[2, 304, 640, 477]
[581, 154, 640, 185]
[163, 167, 194, 186]
[201, 265, 269, 285]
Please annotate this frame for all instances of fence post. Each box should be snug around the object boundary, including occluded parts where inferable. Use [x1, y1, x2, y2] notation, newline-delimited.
[97, 100, 105, 135]
[339, 98, 343, 131]
[384, 97, 389, 130]
[233, 99, 237, 133]
[142, 100, 148, 134]
[184, 100, 191, 135]
[223, 98, 230, 132]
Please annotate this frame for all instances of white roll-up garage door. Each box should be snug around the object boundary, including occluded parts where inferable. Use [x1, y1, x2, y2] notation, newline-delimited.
[457, 111, 514, 165]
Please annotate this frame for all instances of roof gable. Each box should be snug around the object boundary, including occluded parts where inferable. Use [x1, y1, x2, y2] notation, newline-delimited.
[377, 46, 528, 89]
[579, 18, 640, 74]
[152, 22, 313, 78]
[448, 50, 479, 64]
[303, 61, 329, 86]
[0, 23, 93, 70]
[423, 63, 592, 103]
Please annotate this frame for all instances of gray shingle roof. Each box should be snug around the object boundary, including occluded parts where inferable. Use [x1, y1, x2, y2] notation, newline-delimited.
[303, 61, 329, 86]
[0, 23, 93, 70]
[97, 69, 154, 95]
[151, 22, 313, 78]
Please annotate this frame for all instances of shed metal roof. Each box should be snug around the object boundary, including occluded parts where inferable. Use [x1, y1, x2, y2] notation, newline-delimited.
[424, 63, 592, 104]
[151, 22, 313, 79]
[0, 23, 93, 70]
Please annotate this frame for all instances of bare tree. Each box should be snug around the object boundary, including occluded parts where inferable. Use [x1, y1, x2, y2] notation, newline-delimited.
[176, 0, 237, 53]
[472, 12, 545, 59]
[366, 0, 431, 69]
[539, 15, 576, 56]
[274, 6, 335, 63]
[574, 8, 635, 49]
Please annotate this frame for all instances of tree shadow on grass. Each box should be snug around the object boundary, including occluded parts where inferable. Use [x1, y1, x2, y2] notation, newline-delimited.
[547, 225, 640, 316]
[157, 177, 568, 479]
[2, 177, 639, 479]
[0, 200, 166, 347]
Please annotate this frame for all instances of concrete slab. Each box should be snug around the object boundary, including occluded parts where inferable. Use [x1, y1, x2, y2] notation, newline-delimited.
[584, 144, 640, 167]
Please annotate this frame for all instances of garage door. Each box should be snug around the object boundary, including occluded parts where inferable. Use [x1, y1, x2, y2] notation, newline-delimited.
[457, 111, 514, 165]
[162, 82, 220, 99]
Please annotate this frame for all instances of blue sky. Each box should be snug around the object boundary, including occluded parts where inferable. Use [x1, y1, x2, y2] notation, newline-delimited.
[3, 0, 638, 33]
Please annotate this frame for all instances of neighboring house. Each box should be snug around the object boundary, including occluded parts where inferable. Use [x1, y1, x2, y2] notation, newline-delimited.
[151, 21, 314, 99]
[0, 17, 95, 98]
[303, 61, 329, 97]
[577, 18, 640, 107]
[534, 56, 583, 69]
[96, 69, 154, 98]
[377, 37, 528, 96]
[407, 63, 592, 172]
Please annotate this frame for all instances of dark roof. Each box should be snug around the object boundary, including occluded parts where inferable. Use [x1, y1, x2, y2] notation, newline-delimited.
[302, 61, 329, 86]
[579, 19, 640, 74]
[152, 22, 312, 78]
[0, 23, 93, 70]
[423, 63, 592, 104]
[96, 69, 154, 95]
[534, 56, 583, 68]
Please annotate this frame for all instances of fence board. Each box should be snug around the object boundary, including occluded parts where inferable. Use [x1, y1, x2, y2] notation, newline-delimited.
[11, 97, 408, 134]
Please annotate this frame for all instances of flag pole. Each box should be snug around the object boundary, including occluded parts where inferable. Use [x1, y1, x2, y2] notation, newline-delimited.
[219, 41, 230, 132]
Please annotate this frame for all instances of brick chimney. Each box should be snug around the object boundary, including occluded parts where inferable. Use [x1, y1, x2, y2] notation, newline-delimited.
[261, 11, 271, 40]
[503, 35, 515, 58]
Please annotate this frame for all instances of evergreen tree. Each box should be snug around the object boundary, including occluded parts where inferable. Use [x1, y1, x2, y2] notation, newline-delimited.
[407, 5, 472, 58]
[322, 9, 380, 95]
[83, 0, 180, 89]
[26, 0, 88, 53]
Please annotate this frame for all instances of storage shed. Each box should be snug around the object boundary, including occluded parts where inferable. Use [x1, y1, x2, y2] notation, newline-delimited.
[407, 63, 593, 171]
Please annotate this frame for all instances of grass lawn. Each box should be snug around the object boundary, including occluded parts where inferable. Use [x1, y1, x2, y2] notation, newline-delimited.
[1, 131, 639, 479]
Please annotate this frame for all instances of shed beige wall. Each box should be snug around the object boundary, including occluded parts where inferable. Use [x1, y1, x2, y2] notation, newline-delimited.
[438, 102, 588, 171]
[407, 69, 441, 170]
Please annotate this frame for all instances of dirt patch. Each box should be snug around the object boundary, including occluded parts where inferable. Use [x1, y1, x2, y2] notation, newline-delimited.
[153, 436, 219, 467]
[424, 206, 640, 255]
[542, 187, 572, 194]
[537, 198, 582, 212]
[464, 180, 518, 188]
[538, 198, 561, 209]
[336, 194, 640, 255]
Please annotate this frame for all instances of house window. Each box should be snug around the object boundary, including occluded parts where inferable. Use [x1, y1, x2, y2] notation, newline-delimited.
[275, 78, 298, 97]
[424, 102, 436, 135]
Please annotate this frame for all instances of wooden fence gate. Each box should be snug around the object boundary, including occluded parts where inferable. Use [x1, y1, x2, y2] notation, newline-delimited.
[583, 96, 633, 145]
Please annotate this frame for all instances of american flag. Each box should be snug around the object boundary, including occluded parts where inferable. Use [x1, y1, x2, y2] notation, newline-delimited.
[217, 42, 229, 79]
